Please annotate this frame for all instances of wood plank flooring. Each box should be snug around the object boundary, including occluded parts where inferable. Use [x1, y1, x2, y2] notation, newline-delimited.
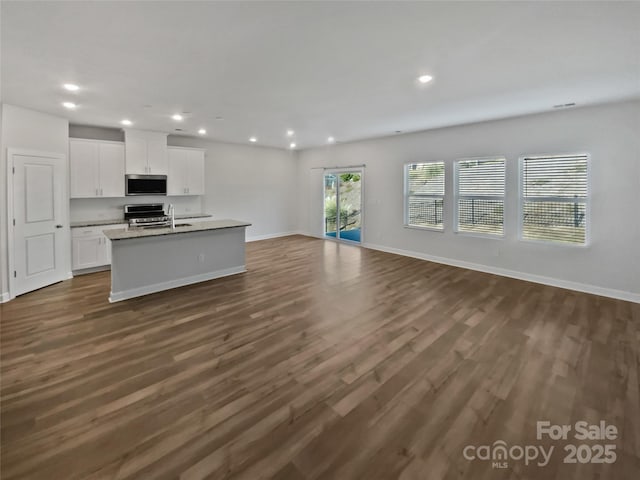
[1, 235, 639, 480]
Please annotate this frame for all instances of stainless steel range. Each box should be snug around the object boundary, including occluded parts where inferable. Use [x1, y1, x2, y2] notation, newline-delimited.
[124, 203, 170, 228]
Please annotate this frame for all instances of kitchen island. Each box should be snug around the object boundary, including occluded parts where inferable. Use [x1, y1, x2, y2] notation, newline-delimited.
[103, 219, 251, 302]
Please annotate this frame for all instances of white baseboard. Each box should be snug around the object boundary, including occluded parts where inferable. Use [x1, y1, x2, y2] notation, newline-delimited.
[246, 231, 300, 242]
[72, 265, 110, 276]
[362, 242, 640, 304]
[109, 266, 246, 303]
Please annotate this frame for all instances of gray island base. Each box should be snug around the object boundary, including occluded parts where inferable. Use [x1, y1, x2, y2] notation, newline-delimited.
[103, 219, 251, 302]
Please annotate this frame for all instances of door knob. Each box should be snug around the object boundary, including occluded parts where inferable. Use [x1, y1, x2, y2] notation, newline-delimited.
[55, 225, 63, 228]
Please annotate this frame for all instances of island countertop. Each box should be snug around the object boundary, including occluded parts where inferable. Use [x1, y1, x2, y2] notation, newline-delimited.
[71, 213, 213, 228]
[103, 219, 251, 241]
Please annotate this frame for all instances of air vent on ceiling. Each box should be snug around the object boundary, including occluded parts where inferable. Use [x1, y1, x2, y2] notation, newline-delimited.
[553, 103, 576, 109]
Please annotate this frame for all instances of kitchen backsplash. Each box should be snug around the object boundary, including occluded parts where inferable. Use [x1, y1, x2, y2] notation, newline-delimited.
[70, 196, 203, 222]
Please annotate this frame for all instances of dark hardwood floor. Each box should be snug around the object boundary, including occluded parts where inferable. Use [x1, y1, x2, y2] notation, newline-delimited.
[1, 235, 639, 480]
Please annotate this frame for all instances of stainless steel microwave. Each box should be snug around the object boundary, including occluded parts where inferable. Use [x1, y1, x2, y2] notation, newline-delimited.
[125, 174, 167, 196]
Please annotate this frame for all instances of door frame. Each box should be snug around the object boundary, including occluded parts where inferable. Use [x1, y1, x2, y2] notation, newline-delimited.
[323, 168, 365, 245]
[7, 148, 71, 300]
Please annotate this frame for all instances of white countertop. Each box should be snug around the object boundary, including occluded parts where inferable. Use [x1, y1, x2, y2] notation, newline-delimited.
[103, 219, 251, 241]
[71, 213, 212, 228]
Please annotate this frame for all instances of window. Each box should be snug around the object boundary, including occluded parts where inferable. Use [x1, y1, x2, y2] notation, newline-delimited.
[520, 154, 588, 245]
[405, 162, 445, 230]
[455, 157, 505, 236]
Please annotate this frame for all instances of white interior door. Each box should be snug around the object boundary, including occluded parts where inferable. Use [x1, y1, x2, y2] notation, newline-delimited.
[11, 152, 67, 296]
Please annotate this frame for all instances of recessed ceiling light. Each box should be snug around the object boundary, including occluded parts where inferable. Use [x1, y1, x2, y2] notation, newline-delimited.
[286, 129, 295, 137]
[290, 143, 296, 149]
[62, 102, 76, 109]
[198, 128, 207, 135]
[172, 114, 183, 121]
[249, 136, 257, 143]
[63, 83, 79, 92]
[121, 119, 133, 126]
[418, 74, 433, 84]
[327, 136, 335, 143]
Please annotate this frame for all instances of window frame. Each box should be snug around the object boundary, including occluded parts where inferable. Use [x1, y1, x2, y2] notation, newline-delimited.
[453, 156, 506, 239]
[403, 161, 446, 232]
[518, 152, 591, 247]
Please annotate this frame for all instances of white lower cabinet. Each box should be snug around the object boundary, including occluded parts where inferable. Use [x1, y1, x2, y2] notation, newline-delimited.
[72, 225, 126, 271]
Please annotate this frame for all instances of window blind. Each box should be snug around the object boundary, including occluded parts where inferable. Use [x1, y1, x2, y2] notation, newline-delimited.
[521, 154, 588, 244]
[455, 158, 505, 236]
[405, 162, 444, 229]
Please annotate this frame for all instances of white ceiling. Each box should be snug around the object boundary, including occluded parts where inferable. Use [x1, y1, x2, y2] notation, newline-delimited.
[2, 1, 639, 149]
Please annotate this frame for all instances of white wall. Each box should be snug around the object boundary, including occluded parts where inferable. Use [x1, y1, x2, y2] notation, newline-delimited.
[168, 136, 298, 241]
[296, 100, 640, 302]
[0, 104, 70, 301]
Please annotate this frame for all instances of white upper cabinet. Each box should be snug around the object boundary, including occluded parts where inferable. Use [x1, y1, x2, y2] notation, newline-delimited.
[186, 149, 205, 195]
[124, 129, 168, 175]
[124, 134, 147, 174]
[70, 139, 125, 198]
[167, 147, 205, 195]
[70, 140, 99, 197]
[98, 143, 125, 197]
[167, 148, 187, 195]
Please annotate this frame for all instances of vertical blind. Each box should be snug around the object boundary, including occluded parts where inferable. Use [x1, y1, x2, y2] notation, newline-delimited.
[405, 162, 445, 229]
[455, 158, 505, 235]
[521, 154, 588, 244]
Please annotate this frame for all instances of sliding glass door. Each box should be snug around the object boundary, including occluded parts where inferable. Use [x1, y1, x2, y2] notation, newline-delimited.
[324, 170, 362, 243]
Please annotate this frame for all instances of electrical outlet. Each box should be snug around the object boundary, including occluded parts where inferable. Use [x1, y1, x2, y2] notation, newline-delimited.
[197, 253, 205, 263]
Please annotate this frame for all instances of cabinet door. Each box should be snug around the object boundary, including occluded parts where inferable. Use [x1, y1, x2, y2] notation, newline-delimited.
[186, 150, 205, 195]
[167, 148, 188, 195]
[125, 134, 148, 174]
[72, 235, 104, 270]
[146, 132, 168, 174]
[99, 143, 125, 197]
[70, 140, 100, 198]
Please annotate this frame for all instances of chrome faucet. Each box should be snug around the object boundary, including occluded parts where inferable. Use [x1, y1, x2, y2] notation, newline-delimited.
[168, 204, 175, 229]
